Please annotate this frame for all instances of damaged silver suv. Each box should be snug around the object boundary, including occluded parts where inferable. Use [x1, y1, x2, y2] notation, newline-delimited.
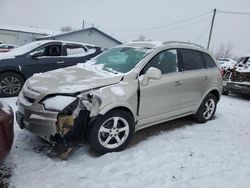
[16, 41, 223, 154]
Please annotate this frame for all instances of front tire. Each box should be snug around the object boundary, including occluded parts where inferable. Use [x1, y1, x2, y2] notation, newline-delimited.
[194, 94, 217, 123]
[0, 72, 25, 97]
[89, 110, 135, 154]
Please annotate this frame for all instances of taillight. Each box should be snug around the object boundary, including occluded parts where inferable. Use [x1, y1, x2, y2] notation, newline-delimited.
[218, 68, 224, 77]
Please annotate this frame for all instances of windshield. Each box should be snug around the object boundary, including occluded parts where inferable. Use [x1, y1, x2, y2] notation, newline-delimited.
[6, 41, 47, 56]
[92, 47, 149, 73]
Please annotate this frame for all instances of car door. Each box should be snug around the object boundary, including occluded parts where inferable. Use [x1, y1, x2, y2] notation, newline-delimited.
[178, 49, 207, 109]
[21, 42, 65, 76]
[138, 49, 182, 126]
[202, 52, 222, 92]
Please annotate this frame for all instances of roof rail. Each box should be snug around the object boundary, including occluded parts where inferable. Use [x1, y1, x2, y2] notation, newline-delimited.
[163, 41, 205, 49]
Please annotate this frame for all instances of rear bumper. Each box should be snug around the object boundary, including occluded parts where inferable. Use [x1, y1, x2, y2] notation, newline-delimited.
[223, 81, 250, 95]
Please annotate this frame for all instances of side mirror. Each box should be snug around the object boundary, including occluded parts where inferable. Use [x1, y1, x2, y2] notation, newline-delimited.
[29, 51, 44, 59]
[141, 67, 162, 86]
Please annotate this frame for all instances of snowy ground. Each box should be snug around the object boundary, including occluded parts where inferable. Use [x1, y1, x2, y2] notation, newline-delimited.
[1, 94, 250, 188]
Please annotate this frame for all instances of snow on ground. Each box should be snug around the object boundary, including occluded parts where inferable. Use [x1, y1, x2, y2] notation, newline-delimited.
[1, 95, 250, 188]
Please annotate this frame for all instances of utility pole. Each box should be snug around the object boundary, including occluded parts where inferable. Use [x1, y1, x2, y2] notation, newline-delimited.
[207, 9, 216, 50]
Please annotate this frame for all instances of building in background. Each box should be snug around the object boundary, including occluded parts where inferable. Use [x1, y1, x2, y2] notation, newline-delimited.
[37, 27, 122, 49]
[0, 25, 122, 49]
[0, 25, 57, 46]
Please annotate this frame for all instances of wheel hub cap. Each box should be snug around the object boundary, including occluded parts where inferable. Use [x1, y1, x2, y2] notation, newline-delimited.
[98, 116, 129, 149]
[203, 99, 215, 120]
[0, 77, 21, 95]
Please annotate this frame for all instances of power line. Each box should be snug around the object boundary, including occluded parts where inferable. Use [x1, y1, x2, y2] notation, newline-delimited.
[194, 23, 211, 43]
[110, 17, 211, 37]
[99, 10, 213, 33]
[217, 10, 250, 16]
[206, 9, 250, 50]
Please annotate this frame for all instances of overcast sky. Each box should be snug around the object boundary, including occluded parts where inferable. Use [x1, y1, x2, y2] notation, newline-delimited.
[0, 0, 249, 56]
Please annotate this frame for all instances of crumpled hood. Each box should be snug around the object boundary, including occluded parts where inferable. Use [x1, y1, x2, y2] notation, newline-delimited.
[25, 64, 123, 95]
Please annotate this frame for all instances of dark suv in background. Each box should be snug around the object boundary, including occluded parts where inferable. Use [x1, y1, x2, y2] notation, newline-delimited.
[0, 40, 103, 97]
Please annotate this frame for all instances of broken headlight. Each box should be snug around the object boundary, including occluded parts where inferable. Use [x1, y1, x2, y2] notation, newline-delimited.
[40, 95, 78, 113]
[78, 91, 102, 117]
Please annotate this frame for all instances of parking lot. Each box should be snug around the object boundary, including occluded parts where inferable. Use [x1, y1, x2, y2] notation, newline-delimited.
[1, 94, 249, 187]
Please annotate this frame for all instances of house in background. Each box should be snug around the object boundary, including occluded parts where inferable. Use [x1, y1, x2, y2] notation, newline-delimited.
[37, 27, 122, 49]
[0, 25, 57, 46]
[0, 25, 122, 49]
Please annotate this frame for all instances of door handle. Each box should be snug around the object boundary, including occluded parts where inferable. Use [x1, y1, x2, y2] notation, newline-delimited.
[175, 81, 182, 86]
[57, 61, 65, 64]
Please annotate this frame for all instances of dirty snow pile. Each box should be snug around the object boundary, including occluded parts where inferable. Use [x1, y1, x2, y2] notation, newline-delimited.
[2, 95, 250, 188]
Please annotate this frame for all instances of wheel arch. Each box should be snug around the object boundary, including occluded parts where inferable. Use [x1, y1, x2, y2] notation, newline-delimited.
[99, 104, 136, 123]
[0, 70, 27, 80]
[209, 89, 220, 102]
[195, 88, 220, 113]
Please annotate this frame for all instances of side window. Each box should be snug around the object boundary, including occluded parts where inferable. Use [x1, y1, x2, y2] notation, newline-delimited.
[46, 45, 61, 56]
[181, 49, 204, 71]
[64, 45, 87, 57]
[202, 53, 216, 68]
[141, 49, 178, 75]
[32, 44, 62, 57]
[37, 48, 45, 55]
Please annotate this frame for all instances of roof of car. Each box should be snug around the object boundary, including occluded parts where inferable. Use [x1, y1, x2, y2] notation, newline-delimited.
[124, 41, 208, 53]
[126, 41, 164, 49]
[26, 40, 100, 48]
[243, 54, 250, 58]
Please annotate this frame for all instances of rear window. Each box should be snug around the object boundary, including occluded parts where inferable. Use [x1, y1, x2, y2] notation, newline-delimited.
[181, 49, 204, 71]
[202, 53, 216, 68]
[64, 45, 87, 57]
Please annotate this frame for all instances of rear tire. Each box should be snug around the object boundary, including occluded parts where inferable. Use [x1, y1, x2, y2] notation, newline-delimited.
[0, 72, 25, 97]
[194, 94, 217, 123]
[89, 110, 134, 154]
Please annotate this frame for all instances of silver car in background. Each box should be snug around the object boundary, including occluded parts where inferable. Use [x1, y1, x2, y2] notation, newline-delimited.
[16, 41, 223, 154]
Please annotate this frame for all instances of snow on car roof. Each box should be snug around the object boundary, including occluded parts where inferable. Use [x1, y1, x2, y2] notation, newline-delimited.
[6, 40, 100, 56]
[243, 54, 250, 58]
[126, 41, 164, 49]
[6, 40, 53, 56]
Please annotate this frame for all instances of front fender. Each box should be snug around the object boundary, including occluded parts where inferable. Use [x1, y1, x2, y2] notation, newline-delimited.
[95, 81, 139, 121]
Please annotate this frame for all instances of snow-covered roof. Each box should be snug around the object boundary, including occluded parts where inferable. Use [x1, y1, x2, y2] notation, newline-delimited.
[0, 25, 59, 35]
[37, 27, 122, 44]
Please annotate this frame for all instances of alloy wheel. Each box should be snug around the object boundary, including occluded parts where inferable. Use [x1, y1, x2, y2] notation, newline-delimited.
[98, 116, 129, 149]
[203, 99, 215, 120]
[0, 77, 22, 95]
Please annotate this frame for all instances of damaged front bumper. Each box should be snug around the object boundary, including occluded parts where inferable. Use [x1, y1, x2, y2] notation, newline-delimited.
[223, 81, 250, 95]
[16, 91, 101, 142]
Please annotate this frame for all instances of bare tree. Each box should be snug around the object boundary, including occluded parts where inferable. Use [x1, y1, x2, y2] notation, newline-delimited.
[61, 26, 73, 32]
[213, 43, 234, 59]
